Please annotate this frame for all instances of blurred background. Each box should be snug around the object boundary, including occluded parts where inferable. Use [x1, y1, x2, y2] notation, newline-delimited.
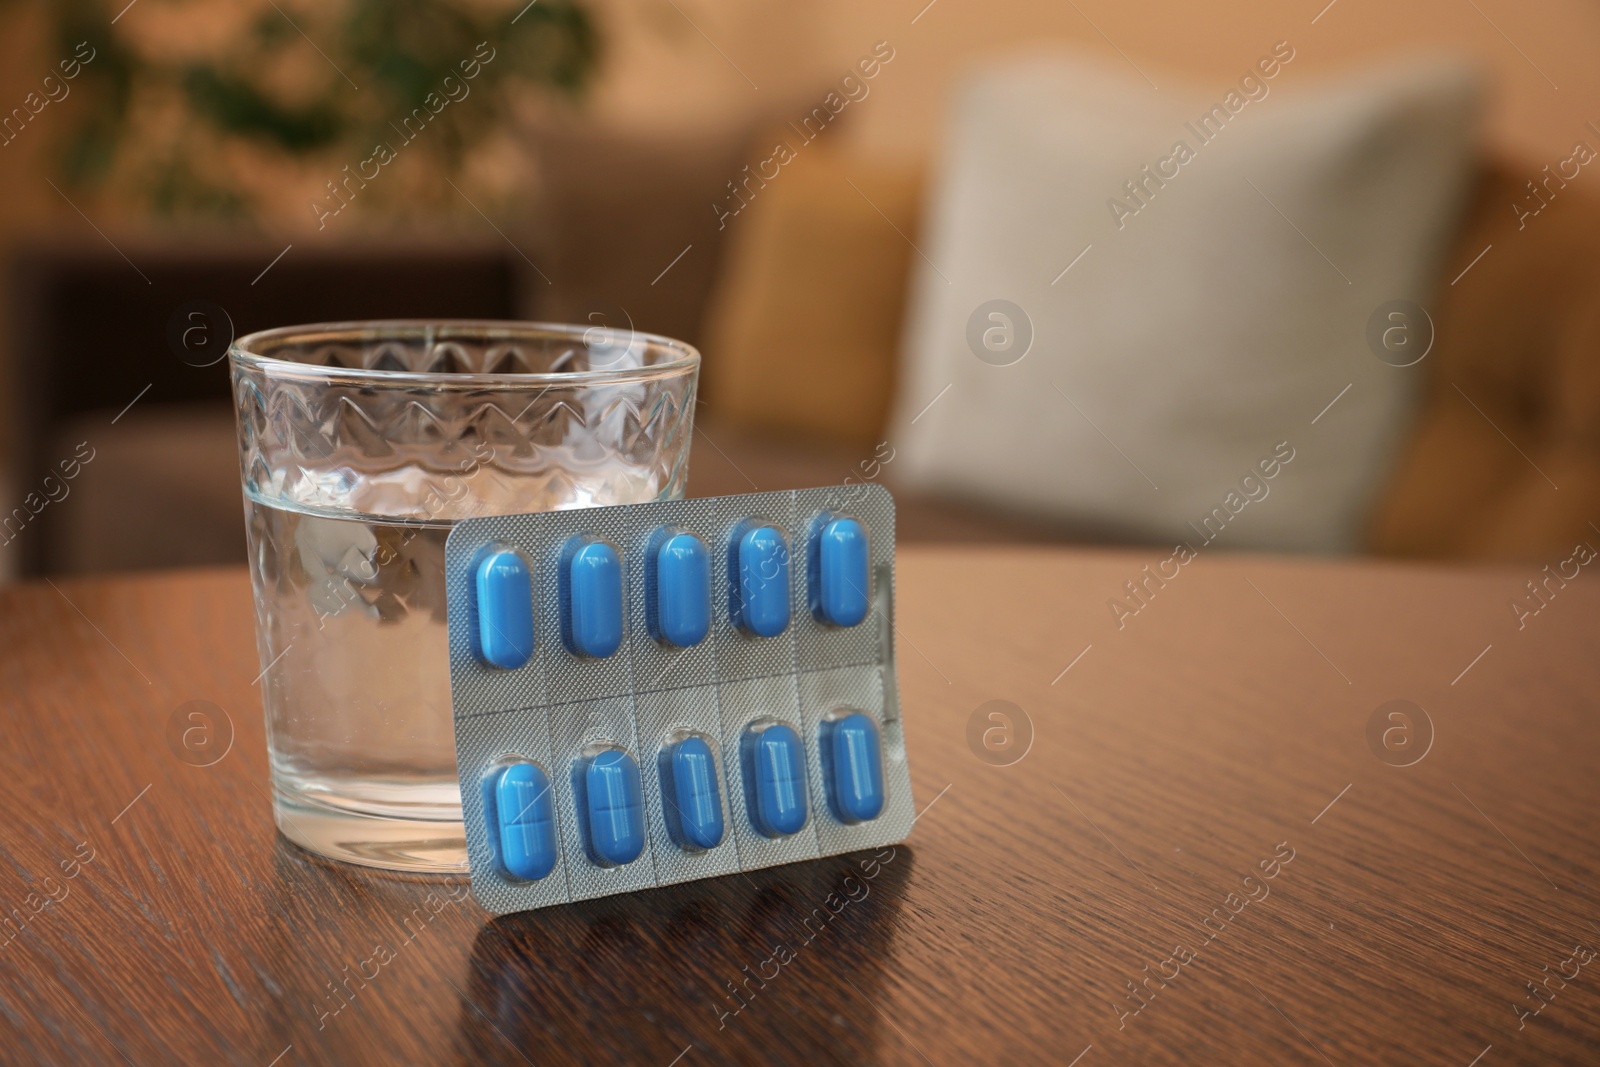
[3, 0, 1599, 581]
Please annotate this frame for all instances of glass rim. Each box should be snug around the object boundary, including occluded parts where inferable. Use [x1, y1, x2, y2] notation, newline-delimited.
[230, 319, 701, 388]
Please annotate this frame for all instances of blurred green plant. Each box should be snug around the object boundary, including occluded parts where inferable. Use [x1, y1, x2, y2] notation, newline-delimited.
[2, 0, 597, 220]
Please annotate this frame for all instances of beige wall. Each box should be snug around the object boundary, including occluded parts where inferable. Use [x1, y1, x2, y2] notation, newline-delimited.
[0, 8, 52, 230]
[588, 0, 1599, 167]
[3, 0, 1593, 231]
[0, 0, 1592, 439]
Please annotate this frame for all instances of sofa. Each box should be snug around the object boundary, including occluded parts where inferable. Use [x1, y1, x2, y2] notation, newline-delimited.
[10, 86, 1600, 576]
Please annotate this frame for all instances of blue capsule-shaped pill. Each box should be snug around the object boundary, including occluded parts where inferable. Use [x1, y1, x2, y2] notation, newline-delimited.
[474, 549, 535, 669]
[734, 525, 790, 638]
[662, 736, 724, 850]
[562, 539, 623, 658]
[583, 748, 645, 866]
[650, 531, 710, 648]
[824, 712, 885, 823]
[745, 723, 808, 837]
[488, 762, 558, 881]
[814, 517, 870, 627]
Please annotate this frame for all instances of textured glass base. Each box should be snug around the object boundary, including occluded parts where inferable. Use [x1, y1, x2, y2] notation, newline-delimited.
[274, 791, 467, 873]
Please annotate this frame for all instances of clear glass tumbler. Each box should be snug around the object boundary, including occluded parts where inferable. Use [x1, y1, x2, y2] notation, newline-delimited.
[230, 321, 699, 872]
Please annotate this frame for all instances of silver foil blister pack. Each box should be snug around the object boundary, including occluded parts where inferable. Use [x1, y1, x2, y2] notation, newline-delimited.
[445, 485, 913, 914]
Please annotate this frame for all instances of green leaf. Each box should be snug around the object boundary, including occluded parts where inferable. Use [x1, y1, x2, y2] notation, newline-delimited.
[182, 66, 344, 151]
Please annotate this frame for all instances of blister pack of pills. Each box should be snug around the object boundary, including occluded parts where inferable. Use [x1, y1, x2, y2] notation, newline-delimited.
[444, 485, 914, 914]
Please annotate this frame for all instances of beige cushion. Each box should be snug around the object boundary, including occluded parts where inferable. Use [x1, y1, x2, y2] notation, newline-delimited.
[885, 53, 1482, 553]
[701, 138, 919, 447]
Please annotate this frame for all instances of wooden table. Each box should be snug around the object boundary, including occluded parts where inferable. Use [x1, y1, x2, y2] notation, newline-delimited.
[2, 549, 1597, 1066]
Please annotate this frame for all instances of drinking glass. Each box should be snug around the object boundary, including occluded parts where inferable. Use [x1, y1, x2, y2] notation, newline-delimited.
[230, 321, 699, 872]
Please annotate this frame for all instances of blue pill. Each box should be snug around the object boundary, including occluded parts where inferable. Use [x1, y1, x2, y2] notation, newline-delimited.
[490, 762, 558, 881]
[474, 549, 535, 669]
[735, 525, 790, 638]
[584, 749, 645, 865]
[815, 517, 870, 627]
[653, 532, 710, 648]
[746, 724, 808, 837]
[664, 736, 724, 850]
[825, 712, 885, 823]
[564, 540, 623, 658]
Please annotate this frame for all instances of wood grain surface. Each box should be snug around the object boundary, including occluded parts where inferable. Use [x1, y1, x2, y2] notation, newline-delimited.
[1, 548, 1597, 1066]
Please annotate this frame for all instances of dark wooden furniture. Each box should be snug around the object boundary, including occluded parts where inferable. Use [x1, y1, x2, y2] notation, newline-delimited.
[2, 239, 1065, 581]
[5, 239, 526, 577]
[1, 549, 1595, 1065]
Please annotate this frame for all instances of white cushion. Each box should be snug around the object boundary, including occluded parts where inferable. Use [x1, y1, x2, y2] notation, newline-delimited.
[886, 51, 1482, 552]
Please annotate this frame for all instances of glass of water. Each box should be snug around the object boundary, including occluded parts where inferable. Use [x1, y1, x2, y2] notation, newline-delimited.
[230, 321, 699, 872]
